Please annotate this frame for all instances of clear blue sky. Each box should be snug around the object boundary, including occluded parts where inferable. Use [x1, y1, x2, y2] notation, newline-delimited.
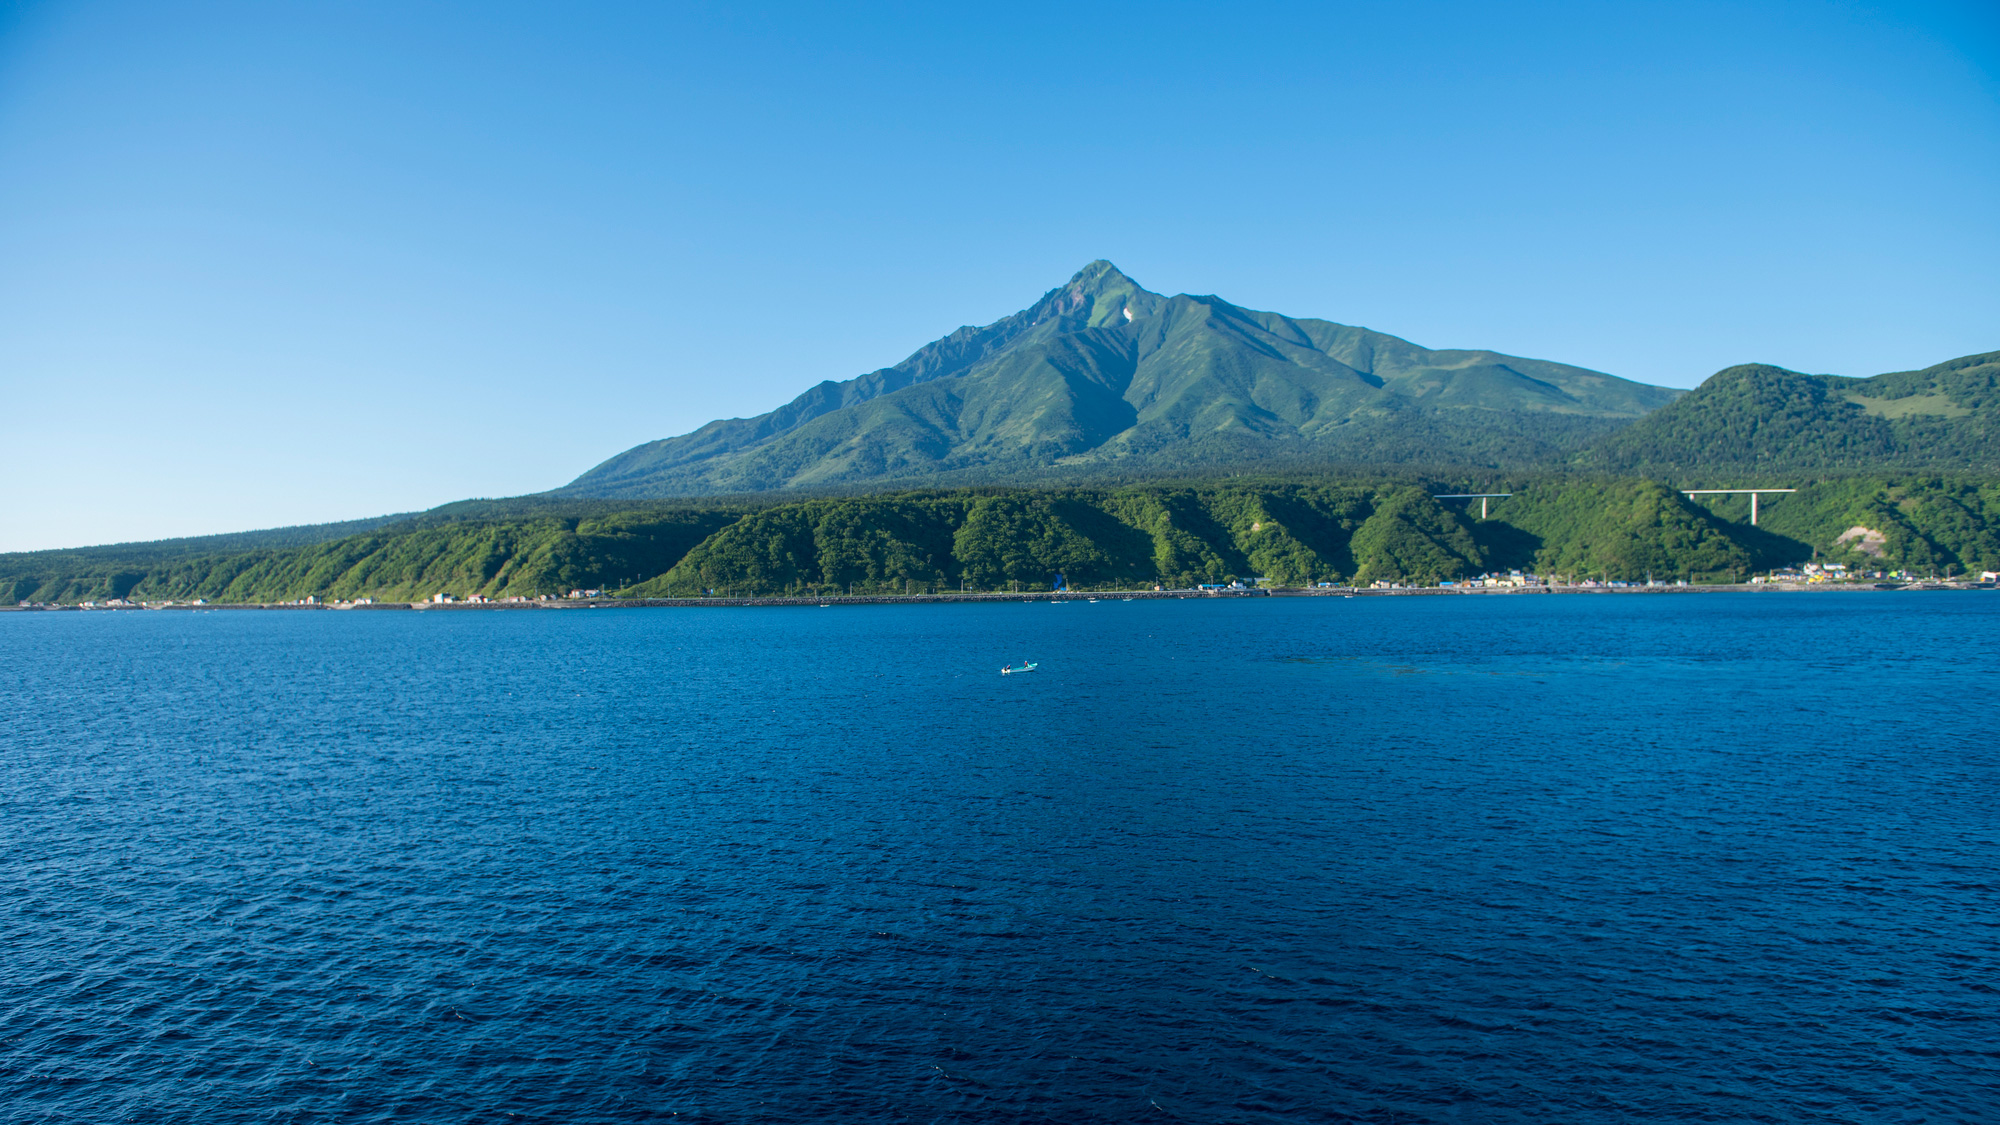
[2, 0, 1995, 551]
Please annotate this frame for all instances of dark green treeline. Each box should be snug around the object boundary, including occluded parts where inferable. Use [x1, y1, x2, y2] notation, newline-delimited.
[7, 476, 2000, 604]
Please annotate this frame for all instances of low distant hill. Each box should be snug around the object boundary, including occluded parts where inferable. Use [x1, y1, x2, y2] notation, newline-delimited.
[6, 512, 418, 565]
[1584, 351, 2000, 474]
[562, 262, 1683, 497]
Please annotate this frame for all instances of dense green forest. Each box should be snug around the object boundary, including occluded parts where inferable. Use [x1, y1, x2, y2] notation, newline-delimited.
[9, 475, 1998, 604]
[1585, 352, 2000, 473]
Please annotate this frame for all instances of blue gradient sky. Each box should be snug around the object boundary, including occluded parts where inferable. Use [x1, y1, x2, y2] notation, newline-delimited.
[2, 0, 1995, 551]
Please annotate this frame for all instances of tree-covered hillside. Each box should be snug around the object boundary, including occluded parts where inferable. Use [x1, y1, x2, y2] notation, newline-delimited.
[1745, 477, 2000, 576]
[1585, 352, 2000, 473]
[628, 486, 1428, 594]
[11, 476, 1996, 605]
[17, 475, 1996, 604]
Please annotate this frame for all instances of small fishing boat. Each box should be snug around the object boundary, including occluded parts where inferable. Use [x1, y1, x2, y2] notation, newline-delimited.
[1001, 661, 1039, 675]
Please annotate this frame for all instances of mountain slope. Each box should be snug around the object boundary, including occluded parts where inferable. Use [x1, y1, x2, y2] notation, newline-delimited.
[1585, 351, 2000, 474]
[564, 262, 1681, 497]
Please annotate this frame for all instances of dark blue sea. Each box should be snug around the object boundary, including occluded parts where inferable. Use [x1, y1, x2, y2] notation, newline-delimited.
[4, 594, 1997, 1123]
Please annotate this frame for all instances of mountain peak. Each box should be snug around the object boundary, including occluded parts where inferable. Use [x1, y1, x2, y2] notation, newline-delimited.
[1065, 259, 1139, 295]
[1044, 260, 1163, 328]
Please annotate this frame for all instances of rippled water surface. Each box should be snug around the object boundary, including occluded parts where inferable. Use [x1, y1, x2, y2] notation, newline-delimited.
[4, 594, 1997, 1123]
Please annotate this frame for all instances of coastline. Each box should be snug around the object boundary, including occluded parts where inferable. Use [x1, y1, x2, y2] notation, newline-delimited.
[7, 581, 1988, 612]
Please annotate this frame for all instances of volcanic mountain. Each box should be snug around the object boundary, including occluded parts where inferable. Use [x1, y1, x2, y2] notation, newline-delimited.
[562, 261, 1683, 497]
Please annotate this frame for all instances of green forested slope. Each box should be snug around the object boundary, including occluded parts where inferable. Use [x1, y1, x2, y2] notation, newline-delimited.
[564, 262, 1680, 497]
[1585, 352, 2000, 472]
[1479, 481, 1778, 582]
[1745, 477, 2000, 575]
[12, 477, 1996, 605]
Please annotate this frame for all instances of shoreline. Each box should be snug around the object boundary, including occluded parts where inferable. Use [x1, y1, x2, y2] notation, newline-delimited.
[8, 581, 1989, 612]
